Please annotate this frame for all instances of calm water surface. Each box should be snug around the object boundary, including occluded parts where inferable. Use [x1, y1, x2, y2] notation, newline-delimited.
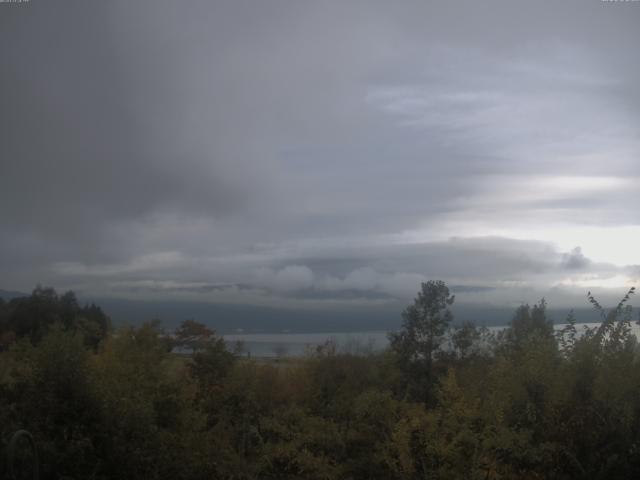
[223, 322, 640, 358]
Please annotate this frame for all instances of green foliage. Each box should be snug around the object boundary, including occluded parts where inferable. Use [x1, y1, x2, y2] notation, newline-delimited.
[0, 286, 110, 349]
[173, 319, 216, 353]
[389, 280, 455, 404]
[3, 283, 640, 479]
[451, 320, 484, 360]
[500, 299, 555, 352]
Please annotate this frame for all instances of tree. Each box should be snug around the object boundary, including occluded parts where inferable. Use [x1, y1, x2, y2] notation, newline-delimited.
[190, 337, 236, 391]
[451, 321, 481, 360]
[174, 319, 215, 353]
[501, 299, 554, 352]
[0, 286, 111, 348]
[388, 280, 455, 403]
[20, 326, 102, 479]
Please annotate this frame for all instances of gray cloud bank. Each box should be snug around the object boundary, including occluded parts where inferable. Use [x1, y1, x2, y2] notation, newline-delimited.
[2, 1, 640, 320]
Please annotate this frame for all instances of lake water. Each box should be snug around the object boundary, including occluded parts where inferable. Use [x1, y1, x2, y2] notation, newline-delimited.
[223, 322, 640, 358]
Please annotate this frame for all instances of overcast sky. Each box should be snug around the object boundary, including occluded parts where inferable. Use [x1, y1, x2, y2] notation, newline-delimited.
[2, 0, 640, 313]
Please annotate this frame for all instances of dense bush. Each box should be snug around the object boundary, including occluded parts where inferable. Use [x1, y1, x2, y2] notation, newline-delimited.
[1, 284, 640, 479]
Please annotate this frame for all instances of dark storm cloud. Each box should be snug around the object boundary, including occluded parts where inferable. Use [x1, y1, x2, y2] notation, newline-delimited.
[1, 3, 246, 236]
[1, 1, 639, 308]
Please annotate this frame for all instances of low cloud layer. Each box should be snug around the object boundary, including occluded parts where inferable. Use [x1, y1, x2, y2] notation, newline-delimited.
[1, 1, 639, 317]
[45, 237, 639, 310]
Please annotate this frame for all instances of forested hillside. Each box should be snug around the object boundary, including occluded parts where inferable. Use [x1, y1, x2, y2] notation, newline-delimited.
[1, 282, 640, 479]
